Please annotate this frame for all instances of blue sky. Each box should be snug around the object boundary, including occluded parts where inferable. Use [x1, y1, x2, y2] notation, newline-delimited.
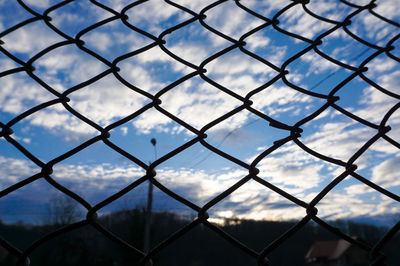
[0, 0, 399, 226]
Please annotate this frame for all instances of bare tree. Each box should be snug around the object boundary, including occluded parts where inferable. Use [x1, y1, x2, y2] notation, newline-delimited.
[47, 194, 82, 226]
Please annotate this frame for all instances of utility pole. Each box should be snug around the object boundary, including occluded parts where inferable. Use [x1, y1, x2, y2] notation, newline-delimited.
[144, 138, 156, 264]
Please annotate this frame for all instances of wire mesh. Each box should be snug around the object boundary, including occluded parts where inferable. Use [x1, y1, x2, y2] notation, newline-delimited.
[0, 0, 399, 265]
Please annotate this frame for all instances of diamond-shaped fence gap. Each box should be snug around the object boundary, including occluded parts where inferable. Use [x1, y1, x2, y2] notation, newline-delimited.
[7, 105, 97, 162]
[208, 178, 306, 223]
[32, 44, 109, 92]
[124, 0, 192, 37]
[204, 110, 288, 163]
[255, 141, 341, 203]
[201, 0, 265, 43]
[49, 0, 113, 38]
[152, 222, 258, 266]
[117, 46, 192, 93]
[205, 48, 278, 97]
[80, 19, 153, 62]
[0, 72, 55, 116]
[67, 75, 150, 128]
[298, 107, 378, 163]
[347, 8, 400, 47]
[158, 76, 243, 130]
[277, 2, 333, 41]
[245, 23, 310, 67]
[155, 164, 247, 208]
[108, 118, 193, 164]
[51, 142, 146, 206]
[1, 20, 65, 62]
[334, 76, 398, 126]
[349, 137, 400, 196]
[285, 50, 352, 95]
[249, 78, 326, 126]
[163, 20, 228, 66]
[317, 26, 379, 67]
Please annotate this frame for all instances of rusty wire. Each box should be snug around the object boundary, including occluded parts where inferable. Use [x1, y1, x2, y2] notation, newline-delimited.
[0, 0, 399, 265]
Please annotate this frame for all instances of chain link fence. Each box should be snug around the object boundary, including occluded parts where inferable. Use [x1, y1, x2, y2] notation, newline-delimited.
[0, 0, 399, 265]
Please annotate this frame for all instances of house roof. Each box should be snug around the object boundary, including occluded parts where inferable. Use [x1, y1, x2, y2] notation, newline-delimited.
[305, 239, 352, 260]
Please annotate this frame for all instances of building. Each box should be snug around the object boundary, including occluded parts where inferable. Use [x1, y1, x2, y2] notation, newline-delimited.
[305, 238, 369, 266]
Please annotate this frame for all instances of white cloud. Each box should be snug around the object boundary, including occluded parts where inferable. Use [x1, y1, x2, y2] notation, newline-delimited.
[303, 115, 377, 164]
[172, 0, 215, 13]
[2, 22, 63, 56]
[165, 40, 211, 66]
[374, 0, 400, 21]
[27, 107, 97, 138]
[246, 34, 270, 51]
[305, 0, 350, 21]
[82, 32, 112, 52]
[300, 52, 340, 76]
[344, 184, 374, 195]
[312, 192, 374, 220]
[281, 4, 332, 40]
[24, 0, 50, 8]
[246, 1, 292, 19]
[255, 143, 336, 196]
[67, 75, 149, 127]
[203, 1, 264, 46]
[371, 156, 400, 188]
[125, 0, 190, 36]
[34, 45, 108, 91]
[1, 0, 399, 225]
[120, 127, 128, 136]
[367, 57, 397, 74]
[0, 156, 40, 190]
[0, 73, 54, 114]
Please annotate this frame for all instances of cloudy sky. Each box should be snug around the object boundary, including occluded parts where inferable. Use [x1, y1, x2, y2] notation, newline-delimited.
[0, 0, 399, 227]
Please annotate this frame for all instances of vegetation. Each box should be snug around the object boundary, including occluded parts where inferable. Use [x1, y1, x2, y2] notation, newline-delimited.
[0, 208, 398, 265]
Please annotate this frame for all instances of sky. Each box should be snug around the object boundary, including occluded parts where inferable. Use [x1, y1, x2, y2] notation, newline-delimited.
[0, 0, 399, 227]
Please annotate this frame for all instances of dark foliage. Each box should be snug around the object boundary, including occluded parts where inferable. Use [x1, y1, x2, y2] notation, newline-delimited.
[0, 209, 399, 266]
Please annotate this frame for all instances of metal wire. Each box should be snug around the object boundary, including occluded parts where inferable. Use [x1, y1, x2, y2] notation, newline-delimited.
[0, 0, 399, 265]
